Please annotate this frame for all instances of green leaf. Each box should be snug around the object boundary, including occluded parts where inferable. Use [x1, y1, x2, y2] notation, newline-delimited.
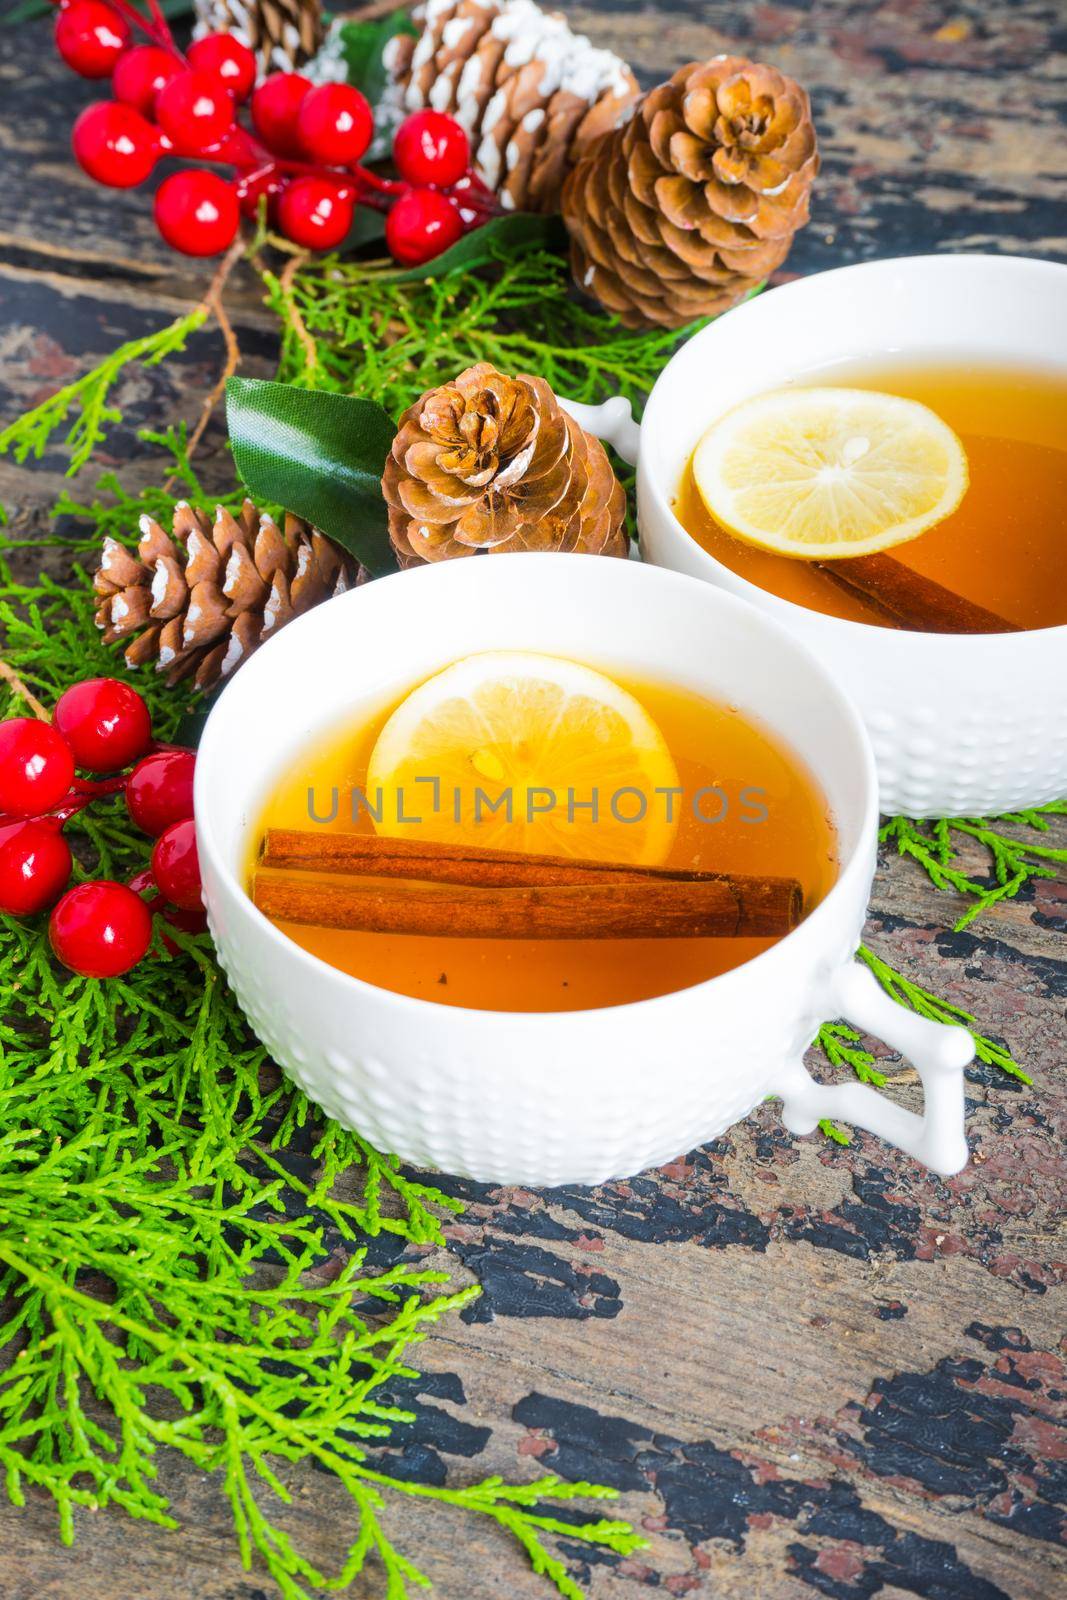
[387, 212, 568, 283]
[337, 8, 418, 109]
[2, 0, 53, 20]
[345, 204, 388, 250]
[225, 378, 396, 575]
[173, 705, 210, 747]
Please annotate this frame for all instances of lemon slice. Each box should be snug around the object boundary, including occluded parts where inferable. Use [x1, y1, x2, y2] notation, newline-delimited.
[692, 387, 969, 559]
[367, 651, 679, 866]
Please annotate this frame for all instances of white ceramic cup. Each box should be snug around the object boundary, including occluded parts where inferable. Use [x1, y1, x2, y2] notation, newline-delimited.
[196, 555, 973, 1186]
[562, 254, 1067, 819]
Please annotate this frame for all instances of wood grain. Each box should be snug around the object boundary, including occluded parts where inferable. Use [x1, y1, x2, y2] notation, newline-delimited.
[0, 4, 1065, 1598]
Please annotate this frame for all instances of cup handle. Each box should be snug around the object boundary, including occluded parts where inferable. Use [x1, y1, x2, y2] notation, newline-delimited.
[774, 962, 974, 1176]
[557, 395, 641, 467]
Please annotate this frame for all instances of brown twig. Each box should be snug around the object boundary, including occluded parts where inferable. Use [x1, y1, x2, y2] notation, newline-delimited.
[182, 284, 241, 467]
[342, 0, 417, 21]
[163, 235, 247, 493]
[0, 657, 51, 721]
[278, 252, 320, 382]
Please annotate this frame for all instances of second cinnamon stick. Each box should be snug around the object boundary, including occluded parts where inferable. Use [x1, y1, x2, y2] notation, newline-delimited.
[253, 872, 802, 940]
[261, 829, 780, 889]
[815, 553, 1020, 634]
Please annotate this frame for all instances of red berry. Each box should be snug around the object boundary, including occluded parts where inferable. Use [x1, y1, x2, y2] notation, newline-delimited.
[251, 71, 311, 158]
[385, 187, 463, 266]
[275, 175, 353, 250]
[155, 69, 235, 156]
[55, 0, 130, 79]
[0, 719, 75, 818]
[72, 101, 158, 189]
[151, 818, 202, 911]
[53, 678, 152, 772]
[126, 747, 195, 837]
[187, 32, 257, 103]
[112, 44, 181, 116]
[155, 169, 239, 256]
[0, 819, 72, 917]
[393, 110, 469, 188]
[49, 880, 153, 977]
[296, 83, 372, 166]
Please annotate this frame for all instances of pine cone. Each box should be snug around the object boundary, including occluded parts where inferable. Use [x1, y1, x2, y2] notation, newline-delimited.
[379, 0, 639, 214]
[383, 362, 628, 566]
[193, 0, 325, 74]
[94, 499, 364, 693]
[561, 55, 819, 330]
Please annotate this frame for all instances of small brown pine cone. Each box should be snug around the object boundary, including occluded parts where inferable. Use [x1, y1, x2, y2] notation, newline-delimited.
[379, 0, 639, 214]
[561, 55, 819, 330]
[192, 0, 325, 73]
[382, 362, 628, 567]
[93, 498, 365, 693]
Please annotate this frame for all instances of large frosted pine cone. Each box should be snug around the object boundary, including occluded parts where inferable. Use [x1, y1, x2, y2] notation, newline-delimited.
[561, 55, 819, 329]
[383, 362, 628, 566]
[379, 0, 639, 214]
[94, 499, 364, 693]
[192, 0, 326, 74]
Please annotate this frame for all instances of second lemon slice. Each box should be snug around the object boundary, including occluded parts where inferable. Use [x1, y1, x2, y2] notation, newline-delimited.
[692, 386, 969, 560]
[367, 651, 679, 866]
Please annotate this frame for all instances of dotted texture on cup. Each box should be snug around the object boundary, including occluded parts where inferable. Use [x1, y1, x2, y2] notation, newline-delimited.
[868, 696, 1067, 819]
[211, 934, 816, 1187]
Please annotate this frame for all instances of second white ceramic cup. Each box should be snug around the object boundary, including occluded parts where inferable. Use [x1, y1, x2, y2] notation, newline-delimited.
[564, 254, 1067, 819]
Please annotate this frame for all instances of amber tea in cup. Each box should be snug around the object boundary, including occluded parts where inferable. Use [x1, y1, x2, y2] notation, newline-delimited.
[251, 653, 837, 1012]
[675, 360, 1067, 633]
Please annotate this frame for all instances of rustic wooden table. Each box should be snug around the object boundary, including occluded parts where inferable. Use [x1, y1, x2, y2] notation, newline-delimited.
[1, 4, 1064, 1598]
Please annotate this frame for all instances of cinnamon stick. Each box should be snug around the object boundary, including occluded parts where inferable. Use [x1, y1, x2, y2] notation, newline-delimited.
[252, 872, 801, 940]
[261, 829, 788, 891]
[815, 553, 1020, 634]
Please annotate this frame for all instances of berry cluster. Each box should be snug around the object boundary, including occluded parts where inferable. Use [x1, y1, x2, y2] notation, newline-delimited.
[0, 679, 201, 978]
[54, 0, 494, 262]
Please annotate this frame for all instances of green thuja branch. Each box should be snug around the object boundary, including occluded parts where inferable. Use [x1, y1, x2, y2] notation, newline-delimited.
[812, 940, 1030, 1142]
[263, 247, 705, 415]
[858, 944, 1028, 1082]
[0, 308, 210, 477]
[812, 800, 1063, 1138]
[881, 807, 1067, 930]
[817, 1019, 888, 1087]
[48, 423, 241, 541]
[256, 244, 711, 543]
[0, 524, 642, 1598]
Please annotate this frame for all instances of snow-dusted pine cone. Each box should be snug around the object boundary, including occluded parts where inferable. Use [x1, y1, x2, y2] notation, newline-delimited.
[94, 499, 364, 693]
[378, 0, 639, 214]
[193, 0, 326, 74]
[383, 362, 628, 565]
[562, 55, 819, 329]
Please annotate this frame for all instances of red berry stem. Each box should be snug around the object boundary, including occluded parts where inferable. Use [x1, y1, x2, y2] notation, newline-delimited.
[104, 0, 181, 58]
[215, 123, 275, 171]
[147, 738, 193, 755]
[19, 781, 118, 827]
[70, 773, 129, 797]
[455, 196, 497, 221]
[226, 142, 407, 201]
[44, 798, 91, 825]
[351, 165, 406, 199]
[142, 0, 171, 38]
